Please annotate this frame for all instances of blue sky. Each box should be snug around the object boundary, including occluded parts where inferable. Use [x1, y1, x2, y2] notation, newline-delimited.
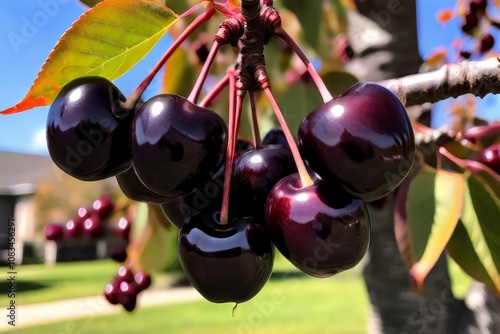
[0, 0, 498, 156]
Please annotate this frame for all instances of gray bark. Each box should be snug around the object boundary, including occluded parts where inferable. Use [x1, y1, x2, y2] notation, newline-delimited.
[345, 1, 500, 333]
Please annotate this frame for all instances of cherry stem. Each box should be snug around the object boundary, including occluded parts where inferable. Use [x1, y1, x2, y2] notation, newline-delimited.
[249, 91, 262, 149]
[121, 7, 216, 110]
[188, 41, 221, 104]
[220, 70, 240, 225]
[274, 26, 333, 103]
[199, 73, 230, 108]
[263, 87, 314, 188]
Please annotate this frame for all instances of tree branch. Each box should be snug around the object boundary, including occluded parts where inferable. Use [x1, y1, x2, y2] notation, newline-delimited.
[379, 57, 500, 107]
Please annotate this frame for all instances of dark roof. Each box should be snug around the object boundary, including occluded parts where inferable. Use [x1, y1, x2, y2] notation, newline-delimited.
[0, 151, 54, 196]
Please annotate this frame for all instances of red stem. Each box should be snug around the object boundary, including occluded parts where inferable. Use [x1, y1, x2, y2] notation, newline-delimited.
[188, 41, 221, 104]
[274, 26, 333, 103]
[199, 73, 230, 108]
[122, 8, 216, 110]
[220, 70, 239, 225]
[263, 87, 314, 188]
[249, 91, 262, 149]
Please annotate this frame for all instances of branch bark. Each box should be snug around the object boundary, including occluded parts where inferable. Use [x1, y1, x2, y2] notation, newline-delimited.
[379, 57, 500, 107]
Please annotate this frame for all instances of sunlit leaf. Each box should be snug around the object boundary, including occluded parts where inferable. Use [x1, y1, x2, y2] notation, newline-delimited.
[129, 203, 173, 272]
[163, 47, 198, 97]
[447, 173, 500, 294]
[407, 168, 465, 291]
[1, 0, 178, 115]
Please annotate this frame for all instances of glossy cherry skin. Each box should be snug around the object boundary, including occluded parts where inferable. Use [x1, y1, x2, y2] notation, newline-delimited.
[480, 144, 500, 174]
[265, 173, 370, 278]
[46, 76, 132, 181]
[45, 223, 65, 241]
[178, 213, 274, 303]
[262, 128, 288, 146]
[232, 146, 297, 217]
[65, 219, 83, 239]
[116, 167, 171, 204]
[83, 214, 105, 238]
[161, 168, 225, 229]
[93, 195, 115, 219]
[131, 94, 227, 197]
[298, 82, 415, 201]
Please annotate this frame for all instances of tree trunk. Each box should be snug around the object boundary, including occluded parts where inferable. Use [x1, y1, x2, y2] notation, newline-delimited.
[345, 1, 500, 333]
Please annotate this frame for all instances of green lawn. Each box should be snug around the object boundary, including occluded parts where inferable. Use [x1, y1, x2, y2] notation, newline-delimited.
[5, 264, 369, 334]
[0, 260, 179, 305]
[2, 253, 472, 334]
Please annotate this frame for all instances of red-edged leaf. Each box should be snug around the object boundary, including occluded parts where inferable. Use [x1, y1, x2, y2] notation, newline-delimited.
[1, 0, 178, 115]
[394, 164, 423, 269]
[447, 173, 500, 294]
[406, 168, 465, 291]
[212, 0, 240, 16]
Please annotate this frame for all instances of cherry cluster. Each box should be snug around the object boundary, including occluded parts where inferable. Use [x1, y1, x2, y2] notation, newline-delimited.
[459, 0, 497, 58]
[44, 195, 116, 241]
[104, 266, 152, 312]
[44, 194, 133, 263]
[44, 0, 415, 307]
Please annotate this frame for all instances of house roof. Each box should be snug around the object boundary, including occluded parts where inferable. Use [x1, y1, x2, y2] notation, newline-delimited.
[0, 151, 56, 196]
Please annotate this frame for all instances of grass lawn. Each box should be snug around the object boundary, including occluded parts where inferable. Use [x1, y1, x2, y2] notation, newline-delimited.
[0, 260, 179, 305]
[5, 263, 369, 334]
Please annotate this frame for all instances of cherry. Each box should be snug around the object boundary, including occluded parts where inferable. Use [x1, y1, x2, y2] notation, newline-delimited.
[83, 214, 105, 238]
[92, 195, 115, 219]
[231, 146, 297, 217]
[479, 144, 500, 174]
[115, 217, 131, 241]
[131, 94, 227, 197]
[134, 272, 152, 291]
[178, 212, 274, 303]
[45, 223, 65, 241]
[118, 281, 138, 312]
[265, 173, 370, 278]
[262, 128, 288, 146]
[46, 76, 132, 181]
[116, 167, 171, 204]
[65, 219, 83, 239]
[479, 33, 495, 54]
[104, 281, 120, 305]
[116, 266, 135, 283]
[160, 168, 225, 229]
[110, 246, 128, 263]
[298, 82, 415, 201]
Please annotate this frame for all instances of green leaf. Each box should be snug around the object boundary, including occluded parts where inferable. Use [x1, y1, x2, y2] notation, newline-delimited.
[282, 0, 322, 48]
[163, 47, 198, 97]
[447, 173, 500, 294]
[407, 168, 465, 290]
[1, 0, 178, 114]
[322, 70, 358, 97]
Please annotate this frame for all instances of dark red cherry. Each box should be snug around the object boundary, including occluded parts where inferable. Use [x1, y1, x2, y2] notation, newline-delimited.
[104, 281, 120, 305]
[232, 146, 297, 217]
[92, 195, 114, 219]
[479, 33, 495, 54]
[131, 94, 227, 197]
[46, 76, 132, 181]
[462, 11, 479, 34]
[83, 214, 105, 238]
[265, 173, 370, 278]
[116, 167, 171, 204]
[110, 246, 128, 263]
[116, 266, 134, 283]
[480, 144, 500, 174]
[118, 281, 138, 312]
[45, 223, 65, 241]
[65, 219, 82, 239]
[161, 169, 225, 229]
[262, 128, 288, 146]
[298, 81, 415, 201]
[76, 207, 92, 223]
[114, 217, 131, 241]
[134, 272, 152, 291]
[178, 213, 274, 303]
